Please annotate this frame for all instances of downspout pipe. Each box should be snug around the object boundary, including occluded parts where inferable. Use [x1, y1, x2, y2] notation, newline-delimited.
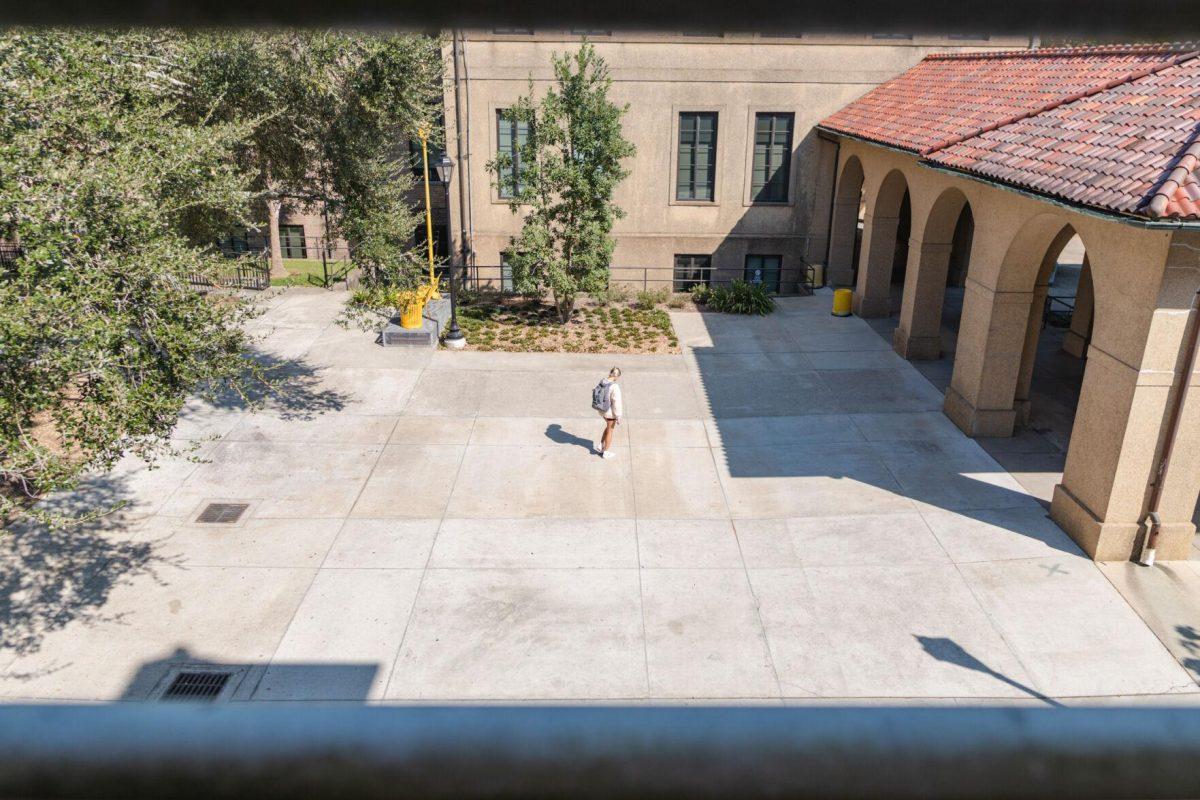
[451, 29, 474, 277]
[820, 133, 841, 288]
[1139, 285, 1200, 566]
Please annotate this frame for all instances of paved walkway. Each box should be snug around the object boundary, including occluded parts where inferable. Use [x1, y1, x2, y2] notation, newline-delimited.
[2, 288, 1197, 703]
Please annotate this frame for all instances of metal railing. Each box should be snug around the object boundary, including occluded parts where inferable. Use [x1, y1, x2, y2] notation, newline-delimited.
[1044, 294, 1075, 328]
[463, 263, 818, 296]
[4, 705, 1200, 799]
[200, 235, 354, 289]
[0, 242, 21, 271]
[188, 251, 271, 291]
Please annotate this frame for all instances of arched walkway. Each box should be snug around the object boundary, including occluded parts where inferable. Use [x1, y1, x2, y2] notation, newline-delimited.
[826, 156, 864, 288]
[852, 168, 910, 318]
[893, 187, 972, 360]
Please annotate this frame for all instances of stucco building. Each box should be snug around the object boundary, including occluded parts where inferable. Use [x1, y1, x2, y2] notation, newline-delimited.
[441, 30, 1028, 292]
[818, 44, 1200, 561]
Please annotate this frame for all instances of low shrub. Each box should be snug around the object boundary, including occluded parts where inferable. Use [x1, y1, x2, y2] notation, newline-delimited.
[690, 283, 712, 305]
[706, 280, 775, 315]
[591, 284, 631, 306]
[666, 293, 689, 309]
[635, 287, 671, 309]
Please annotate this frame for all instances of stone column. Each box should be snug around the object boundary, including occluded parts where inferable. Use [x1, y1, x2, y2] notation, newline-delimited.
[1062, 257, 1094, 358]
[827, 198, 861, 288]
[1051, 330, 1200, 560]
[942, 280, 1035, 437]
[1012, 280, 1051, 427]
[893, 240, 953, 360]
[852, 212, 899, 318]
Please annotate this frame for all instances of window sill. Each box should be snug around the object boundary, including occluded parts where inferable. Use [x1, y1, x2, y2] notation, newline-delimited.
[743, 199, 794, 208]
[670, 199, 721, 207]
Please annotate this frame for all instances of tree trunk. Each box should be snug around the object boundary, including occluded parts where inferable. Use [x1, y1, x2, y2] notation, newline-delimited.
[555, 292, 575, 324]
[266, 198, 287, 279]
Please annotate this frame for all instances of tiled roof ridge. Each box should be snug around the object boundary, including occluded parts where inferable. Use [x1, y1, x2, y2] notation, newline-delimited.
[916, 49, 1200, 156]
[927, 42, 1200, 60]
[1145, 130, 1200, 218]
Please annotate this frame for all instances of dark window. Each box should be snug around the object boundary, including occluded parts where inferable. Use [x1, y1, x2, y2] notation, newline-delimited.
[280, 225, 307, 259]
[407, 139, 424, 177]
[682, 31, 724, 37]
[947, 34, 990, 40]
[571, 29, 611, 36]
[216, 232, 251, 257]
[752, 113, 794, 203]
[677, 112, 718, 201]
[744, 254, 782, 293]
[673, 254, 712, 291]
[493, 28, 533, 35]
[500, 253, 513, 292]
[760, 32, 803, 38]
[414, 221, 449, 261]
[872, 33, 914, 39]
[496, 109, 531, 199]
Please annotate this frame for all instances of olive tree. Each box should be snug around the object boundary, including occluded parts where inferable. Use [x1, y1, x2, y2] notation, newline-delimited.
[0, 30, 263, 524]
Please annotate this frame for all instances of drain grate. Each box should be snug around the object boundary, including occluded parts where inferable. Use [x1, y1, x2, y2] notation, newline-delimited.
[196, 502, 249, 524]
[160, 671, 231, 701]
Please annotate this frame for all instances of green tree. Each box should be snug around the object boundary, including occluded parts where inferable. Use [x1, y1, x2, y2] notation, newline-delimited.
[181, 32, 444, 284]
[489, 43, 635, 322]
[0, 30, 265, 523]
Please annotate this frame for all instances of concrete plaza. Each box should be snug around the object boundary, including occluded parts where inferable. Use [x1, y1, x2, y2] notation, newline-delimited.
[1, 288, 1197, 703]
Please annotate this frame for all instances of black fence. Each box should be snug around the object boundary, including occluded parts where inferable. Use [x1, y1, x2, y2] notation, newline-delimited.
[462, 263, 819, 297]
[188, 251, 271, 291]
[1044, 294, 1075, 328]
[194, 235, 355, 290]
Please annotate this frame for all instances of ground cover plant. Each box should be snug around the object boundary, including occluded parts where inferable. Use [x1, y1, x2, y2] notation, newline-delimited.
[454, 296, 679, 354]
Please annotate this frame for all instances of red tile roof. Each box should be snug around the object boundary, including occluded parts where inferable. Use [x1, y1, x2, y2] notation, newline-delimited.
[818, 44, 1200, 221]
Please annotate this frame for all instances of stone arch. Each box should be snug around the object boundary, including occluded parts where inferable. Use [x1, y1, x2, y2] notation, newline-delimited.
[894, 186, 972, 360]
[827, 155, 865, 288]
[852, 168, 912, 317]
[944, 210, 1080, 437]
[1012, 222, 1094, 426]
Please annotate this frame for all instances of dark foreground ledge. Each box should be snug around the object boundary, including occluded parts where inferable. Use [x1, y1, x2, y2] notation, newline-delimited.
[3, 705, 1200, 799]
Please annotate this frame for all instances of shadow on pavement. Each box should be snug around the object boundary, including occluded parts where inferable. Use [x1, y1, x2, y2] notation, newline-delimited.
[120, 647, 379, 702]
[915, 635, 1062, 706]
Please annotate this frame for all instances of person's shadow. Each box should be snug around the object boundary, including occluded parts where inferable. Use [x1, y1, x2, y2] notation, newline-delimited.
[545, 423, 596, 453]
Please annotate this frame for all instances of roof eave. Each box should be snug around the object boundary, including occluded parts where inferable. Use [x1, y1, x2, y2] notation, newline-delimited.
[815, 126, 924, 158]
[920, 161, 1200, 229]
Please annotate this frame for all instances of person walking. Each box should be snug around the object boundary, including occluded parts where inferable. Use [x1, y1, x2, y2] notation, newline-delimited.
[592, 367, 623, 459]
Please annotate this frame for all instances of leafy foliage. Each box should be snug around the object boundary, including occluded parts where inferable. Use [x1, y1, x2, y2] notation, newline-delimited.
[705, 281, 776, 315]
[181, 31, 444, 289]
[0, 30, 265, 522]
[488, 44, 635, 323]
[635, 287, 670, 309]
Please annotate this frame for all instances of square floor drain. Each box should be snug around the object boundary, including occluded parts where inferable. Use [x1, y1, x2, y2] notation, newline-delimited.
[196, 502, 249, 524]
[160, 670, 232, 701]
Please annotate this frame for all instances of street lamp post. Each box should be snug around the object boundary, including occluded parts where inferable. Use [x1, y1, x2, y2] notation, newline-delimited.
[434, 154, 466, 349]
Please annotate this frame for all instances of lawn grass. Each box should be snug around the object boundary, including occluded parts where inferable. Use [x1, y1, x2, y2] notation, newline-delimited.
[269, 258, 342, 287]
[454, 297, 680, 354]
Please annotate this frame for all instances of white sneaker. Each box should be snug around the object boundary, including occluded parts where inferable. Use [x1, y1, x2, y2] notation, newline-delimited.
[601, 450, 614, 459]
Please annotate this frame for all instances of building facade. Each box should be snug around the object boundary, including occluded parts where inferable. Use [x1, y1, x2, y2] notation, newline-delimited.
[442, 30, 1029, 293]
[819, 44, 1200, 561]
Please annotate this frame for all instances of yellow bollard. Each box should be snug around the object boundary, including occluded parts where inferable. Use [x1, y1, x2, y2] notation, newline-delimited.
[832, 288, 853, 317]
